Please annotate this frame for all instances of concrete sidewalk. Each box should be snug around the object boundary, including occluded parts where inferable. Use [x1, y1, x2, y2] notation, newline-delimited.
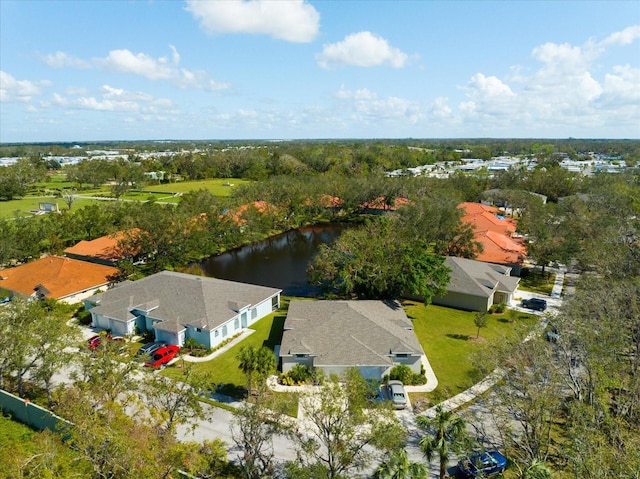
[182, 329, 255, 363]
[418, 264, 567, 420]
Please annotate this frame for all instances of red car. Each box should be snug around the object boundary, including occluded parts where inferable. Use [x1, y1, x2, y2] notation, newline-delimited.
[87, 335, 102, 349]
[144, 345, 180, 368]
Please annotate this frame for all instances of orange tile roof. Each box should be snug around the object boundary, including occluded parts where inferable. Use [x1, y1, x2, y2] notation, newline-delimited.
[227, 201, 275, 225]
[64, 230, 139, 262]
[457, 202, 526, 265]
[459, 202, 517, 235]
[473, 231, 527, 265]
[0, 256, 119, 299]
[361, 196, 412, 211]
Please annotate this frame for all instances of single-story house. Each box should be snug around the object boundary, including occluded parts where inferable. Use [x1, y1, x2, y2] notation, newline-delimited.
[84, 271, 281, 348]
[280, 300, 425, 380]
[64, 230, 141, 266]
[433, 256, 520, 312]
[0, 255, 119, 303]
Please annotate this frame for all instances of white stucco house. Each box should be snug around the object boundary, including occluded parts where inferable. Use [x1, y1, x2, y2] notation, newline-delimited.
[84, 271, 281, 348]
[279, 300, 425, 380]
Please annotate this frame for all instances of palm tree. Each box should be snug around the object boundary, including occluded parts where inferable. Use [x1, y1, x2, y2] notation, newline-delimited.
[236, 345, 257, 395]
[417, 405, 469, 479]
[373, 448, 428, 479]
[236, 345, 276, 396]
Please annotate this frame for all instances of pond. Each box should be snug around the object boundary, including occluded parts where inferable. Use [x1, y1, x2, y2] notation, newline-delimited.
[199, 223, 351, 296]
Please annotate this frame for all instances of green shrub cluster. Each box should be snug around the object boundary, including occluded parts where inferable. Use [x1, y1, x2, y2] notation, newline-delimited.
[489, 302, 507, 314]
[385, 364, 427, 385]
[279, 364, 323, 386]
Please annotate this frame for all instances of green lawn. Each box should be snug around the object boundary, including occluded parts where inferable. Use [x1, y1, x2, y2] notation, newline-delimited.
[405, 301, 538, 402]
[142, 178, 250, 196]
[162, 307, 287, 397]
[1, 178, 249, 218]
[518, 270, 556, 295]
[162, 297, 538, 405]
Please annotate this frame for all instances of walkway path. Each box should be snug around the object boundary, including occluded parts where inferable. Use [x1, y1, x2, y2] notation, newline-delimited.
[419, 264, 566, 419]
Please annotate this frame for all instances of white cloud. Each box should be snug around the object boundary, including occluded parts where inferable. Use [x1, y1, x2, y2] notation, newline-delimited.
[335, 86, 422, 123]
[39, 46, 229, 92]
[428, 97, 453, 120]
[599, 65, 640, 107]
[47, 84, 176, 114]
[317, 31, 409, 69]
[0, 71, 49, 102]
[600, 24, 640, 47]
[336, 85, 377, 100]
[41, 51, 91, 69]
[185, 0, 319, 43]
[101, 49, 175, 80]
[100, 48, 229, 90]
[453, 25, 640, 135]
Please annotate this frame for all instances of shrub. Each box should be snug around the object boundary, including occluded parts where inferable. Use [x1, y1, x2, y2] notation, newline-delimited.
[184, 337, 200, 352]
[388, 364, 427, 385]
[279, 364, 323, 386]
[288, 364, 312, 383]
[388, 364, 413, 384]
[494, 302, 507, 314]
[77, 310, 92, 326]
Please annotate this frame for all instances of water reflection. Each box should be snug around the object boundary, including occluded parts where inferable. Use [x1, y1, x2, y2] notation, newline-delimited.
[199, 223, 350, 296]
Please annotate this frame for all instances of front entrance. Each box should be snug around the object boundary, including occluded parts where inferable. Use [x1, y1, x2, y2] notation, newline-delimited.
[241, 311, 248, 328]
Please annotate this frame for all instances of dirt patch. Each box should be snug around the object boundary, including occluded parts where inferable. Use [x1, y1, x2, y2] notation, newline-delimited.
[468, 336, 486, 343]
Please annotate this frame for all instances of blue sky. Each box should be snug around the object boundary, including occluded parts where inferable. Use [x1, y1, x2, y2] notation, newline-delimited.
[1, 0, 639, 142]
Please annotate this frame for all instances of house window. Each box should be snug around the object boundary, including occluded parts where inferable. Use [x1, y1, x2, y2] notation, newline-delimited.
[196, 327, 202, 333]
[234, 318, 239, 329]
[395, 353, 409, 358]
[295, 354, 308, 358]
[251, 308, 257, 320]
[271, 296, 279, 310]
[214, 330, 219, 337]
[222, 325, 228, 337]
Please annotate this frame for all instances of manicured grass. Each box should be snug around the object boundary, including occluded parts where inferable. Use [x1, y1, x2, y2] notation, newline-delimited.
[405, 301, 538, 401]
[142, 178, 250, 196]
[162, 307, 287, 397]
[518, 270, 556, 295]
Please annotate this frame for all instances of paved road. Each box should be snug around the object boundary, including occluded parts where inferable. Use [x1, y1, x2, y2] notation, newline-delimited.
[38, 264, 570, 475]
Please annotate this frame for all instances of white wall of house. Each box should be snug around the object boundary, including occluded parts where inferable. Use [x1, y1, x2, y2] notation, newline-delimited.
[155, 329, 183, 347]
[249, 295, 279, 327]
[91, 312, 133, 336]
[59, 284, 110, 304]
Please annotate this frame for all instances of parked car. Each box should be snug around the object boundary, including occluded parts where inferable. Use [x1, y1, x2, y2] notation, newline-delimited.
[386, 380, 407, 409]
[457, 450, 507, 478]
[144, 345, 180, 368]
[87, 335, 102, 349]
[522, 297, 547, 311]
[137, 341, 167, 356]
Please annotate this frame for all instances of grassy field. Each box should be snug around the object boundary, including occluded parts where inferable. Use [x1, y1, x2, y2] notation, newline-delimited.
[518, 270, 557, 295]
[142, 178, 250, 196]
[0, 178, 248, 218]
[405, 301, 538, 404]
[162, 305, 287, 397]
[160, 296, 538, 409]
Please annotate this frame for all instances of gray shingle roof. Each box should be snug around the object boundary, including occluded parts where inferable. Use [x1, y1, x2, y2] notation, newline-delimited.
[280, 300, 424, 368]
[444, 256, 520, 298]
[90, 271, 281, 331]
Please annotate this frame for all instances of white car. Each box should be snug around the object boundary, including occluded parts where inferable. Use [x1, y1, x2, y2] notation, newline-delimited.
[386, 380, 407, 409]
